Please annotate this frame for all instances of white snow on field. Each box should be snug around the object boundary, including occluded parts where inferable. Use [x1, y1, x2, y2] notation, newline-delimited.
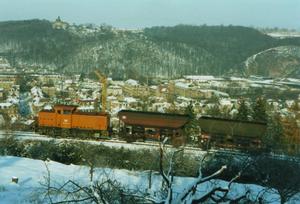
[0, 156, 295, 203]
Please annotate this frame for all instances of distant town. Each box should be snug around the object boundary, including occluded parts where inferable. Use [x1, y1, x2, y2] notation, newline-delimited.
[1, 55, 300, 133]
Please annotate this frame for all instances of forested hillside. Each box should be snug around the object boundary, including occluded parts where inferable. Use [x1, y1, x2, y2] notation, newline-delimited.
[1, 19, 300, 79]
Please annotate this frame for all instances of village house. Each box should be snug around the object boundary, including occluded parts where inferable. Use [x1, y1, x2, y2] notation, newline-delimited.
[77, 98, 97, 112]
[0, 57, 16, 73]
[123, 79, 149, 98]
[38, 74, 61, 87]
[107, 85, 123, 96]
[107, 96, 120, 113]
[41, 86, 56, 98]
[0, 74, 17, 90]
[0, 102, 18, 118]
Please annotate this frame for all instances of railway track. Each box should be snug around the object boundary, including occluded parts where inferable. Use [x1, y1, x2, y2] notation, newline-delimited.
[1, 130, 299, 162]
[0, 130, 230, 155]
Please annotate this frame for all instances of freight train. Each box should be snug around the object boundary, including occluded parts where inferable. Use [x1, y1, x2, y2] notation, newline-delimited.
[37, 105, 267, 149]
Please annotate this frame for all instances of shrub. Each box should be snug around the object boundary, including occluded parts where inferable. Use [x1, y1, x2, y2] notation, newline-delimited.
[0, 136, 23, 156]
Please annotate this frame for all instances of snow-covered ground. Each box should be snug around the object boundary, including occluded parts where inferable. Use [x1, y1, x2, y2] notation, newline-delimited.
[0, 156, 297, 203]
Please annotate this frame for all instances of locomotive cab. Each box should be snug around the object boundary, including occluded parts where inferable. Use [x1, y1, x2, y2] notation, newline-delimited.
[53, 105, 78, 129]
[54, 105, 77, 115]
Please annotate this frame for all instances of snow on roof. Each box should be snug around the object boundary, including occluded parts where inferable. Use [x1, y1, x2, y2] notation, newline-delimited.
[230, 77, 247, 81]
[286, 100, 295, 107]
[150, 85, 157, 90]
[44, 105, 52, 110]
[175, 81, 190, 89]
[31, 87, 43, 97]
[65, 79, 73, 84]
[184, 75, 215, 81]
[0, 102, 12, 107]
[200, 89, 213, 93]
[212, 90, 229, 97]
[250, 84, 264, 88]
[77, 106, 94, 110]
[125, 79, 139, 86]
[177, 96, 192, 102]
[161, 87, 167, 92]
[286, 78, 300, 83]
[22, 119, 35, 125]
[124, 97, 137, 103]
[107, 96, 117, 100]
[219, 99, 232, 106]
[108, 85, 122, 89]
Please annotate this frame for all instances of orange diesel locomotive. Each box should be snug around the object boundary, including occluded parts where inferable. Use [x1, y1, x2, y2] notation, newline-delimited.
[38, 105, 110, 138]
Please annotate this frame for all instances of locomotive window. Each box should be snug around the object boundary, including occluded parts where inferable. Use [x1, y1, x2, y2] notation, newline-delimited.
[57, 110, 61, 114]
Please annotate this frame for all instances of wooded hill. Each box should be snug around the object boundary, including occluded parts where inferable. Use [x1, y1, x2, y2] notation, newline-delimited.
[1, 19, 300, 79]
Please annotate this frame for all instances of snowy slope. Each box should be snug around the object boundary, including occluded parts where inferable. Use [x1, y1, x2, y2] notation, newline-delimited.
[0, 156, 296, 203]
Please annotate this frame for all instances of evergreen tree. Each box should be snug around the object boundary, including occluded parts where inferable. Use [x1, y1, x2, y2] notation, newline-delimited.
[205, 96, 224, 117]
[205, 104, 222, 117]
[235, 98, 250, 121]
[184, 103, 200, 143]
[16, 75, 32, 93]
[252, 97, 268, 122]
[79, 72, 86, 82]
[263, 113, 285, 152]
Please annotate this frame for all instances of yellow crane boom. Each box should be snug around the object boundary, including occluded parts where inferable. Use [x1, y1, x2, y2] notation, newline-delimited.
[94, 70, 107, 112]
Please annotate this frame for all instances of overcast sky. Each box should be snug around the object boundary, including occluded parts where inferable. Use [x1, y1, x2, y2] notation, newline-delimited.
[0, 0, 299, 29]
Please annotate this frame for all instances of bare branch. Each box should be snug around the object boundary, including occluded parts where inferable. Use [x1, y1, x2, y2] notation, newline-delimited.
[159, 141, 169, 187]
[177, 165, 227, 202]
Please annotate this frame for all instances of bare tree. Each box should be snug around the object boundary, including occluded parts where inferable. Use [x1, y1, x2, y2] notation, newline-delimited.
[148, 138, 251, 204]
[41, 161, 140, 204]
[41, 140, 252, 204]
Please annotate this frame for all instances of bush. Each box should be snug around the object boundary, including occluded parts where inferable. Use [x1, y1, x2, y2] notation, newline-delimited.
[21, 140, 57, 160]
[0, 138, 200, 176]
[0, 136, 23, 156]
[52, 141, 82, 164]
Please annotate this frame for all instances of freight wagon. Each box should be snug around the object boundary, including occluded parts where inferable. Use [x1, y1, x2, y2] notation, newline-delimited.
[198, 116, 267, 149]
[118, 110, 190, 147]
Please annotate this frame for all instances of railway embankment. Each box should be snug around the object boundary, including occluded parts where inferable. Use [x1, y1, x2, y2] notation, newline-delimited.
[0, 134, 201, 177]
[1, 131, 300, 192]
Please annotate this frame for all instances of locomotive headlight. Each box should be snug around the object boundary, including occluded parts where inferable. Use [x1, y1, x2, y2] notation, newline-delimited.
[122, 116, 127, 120]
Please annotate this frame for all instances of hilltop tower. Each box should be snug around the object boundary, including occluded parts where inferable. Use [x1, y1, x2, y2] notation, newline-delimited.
[52, 16, 68, 30]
